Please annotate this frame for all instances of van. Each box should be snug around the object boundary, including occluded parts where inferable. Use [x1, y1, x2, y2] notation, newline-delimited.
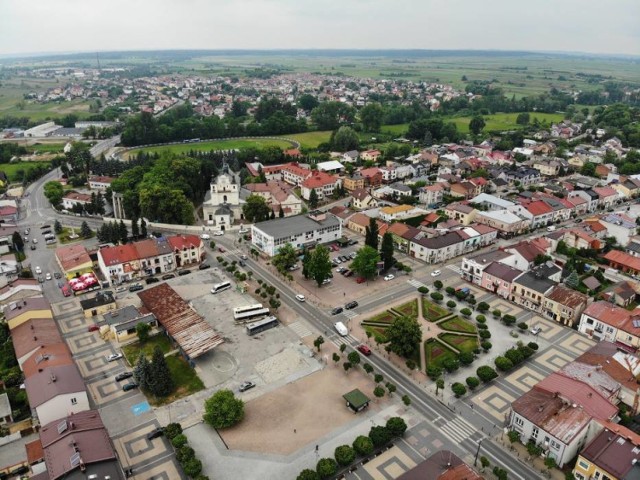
[334, 321, 348, 337]
[546, 226, 556, 232]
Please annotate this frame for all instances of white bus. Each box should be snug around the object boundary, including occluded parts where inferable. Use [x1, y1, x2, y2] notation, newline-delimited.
[246, 316, 279, 336]
[233, 303, 270, 322]
[211, 281, 232, 294]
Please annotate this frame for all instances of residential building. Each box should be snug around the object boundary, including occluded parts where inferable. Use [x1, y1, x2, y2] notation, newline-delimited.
[475, 209, 529, 237]
[480, 261, 523, 299]
[300, 170, 341, 201]
[4, 296, 53, 330]
[379, 204, 414, 222]
[343, 173, 366, 192]
[449, 181, 476, 199]
[361, 149, 381, 162]
[578, 301, 640, 352]
[341, 150, 359, 164]
[103, 305, 158, 343]
[61, 192, 91, 210]
[532, 158, 561, 176]
[167, 235, 205, 269]
[444, 203, 476, 226]
[242, 181, 302, 216]
[25, 364, 90, 426]
[510, 263, 562, 312]
[461, 249, 514, 285]
[21, 343, 73, 378]
[347, 213, 387, 236]
[281, 163, 311, 186]
[202, 167, 243, 229]
[0, 279, 42, 305]
[397, 450, 482, 480]
[593, 186, 619, 210]
[96, 243, 139, 284]
[409, 231, 465, 264]
[503, 240, 548, 270]
[385, 223, 421, 253]
[350, 188, 378, 210]
[387, 182, 412, 197]
[79, 292, 116, 318]
[379, 166, 397, 183]
[11, 318, 62, 366]
[456, 224, 498, 252]
[562, 229, 602, 250]
[251, 211, 342, 257]
[542, 285, 589, 327]
[87, 175, 115, 191]
[601, 280, 639, 308]
[360, 167, 383, 187]
[604, 250, 640, 276]
[419, 184, 447, 207]
[55, 244, 93, 280]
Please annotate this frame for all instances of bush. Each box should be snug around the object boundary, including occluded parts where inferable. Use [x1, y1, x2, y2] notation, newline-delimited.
[434, 280, 443, 290]
[451, 382, 467, 397]
[460, 308, 472, 317]
[426, 364, 442, 379]
[446, 300, 457, 309]
[164, 422, 183, 440]
[386, 417, 408, 437]
[466, 376, 480, 390]
[353, 435, 374, 456]
[172, 434, 188, 449]
[459, 352, 474, 365]
[418, 286, 429, 295]
[476, 315, 486, 323]
[176, 445, 195, 463]
[182, 458, 203, 477]
[492, 309, 501, 318]
[477, 323, 488, 330]
[477, 302, 490, 312]
[442, 357, 459, 372]
[517, 322, 528, 331]
[528, 342, 539, 351]
[479, 330, 491, 339]
[316, 458, 337, 479]
[502, 314, 516, 326]
[369, 425, 392, 447]
[405, 359, 416, 370]
[445, 286, 456, 296]
[297, 470, 321, 480]
[495, 356, 514, 372]
[476, 365, 498, 382]
[430, 292, 444, 302]
[504, 348, 524, 366]
[481, 341, 492, 351]
[518, 345, 534, 359]
[334, 445, 356, 466]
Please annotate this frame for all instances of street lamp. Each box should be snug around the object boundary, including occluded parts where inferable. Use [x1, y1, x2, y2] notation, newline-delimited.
[474, 438, 484, 467]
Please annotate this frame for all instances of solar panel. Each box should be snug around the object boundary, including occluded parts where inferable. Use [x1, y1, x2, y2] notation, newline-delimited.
[57, 420, 68, 434]
[70, 452, 81, 467]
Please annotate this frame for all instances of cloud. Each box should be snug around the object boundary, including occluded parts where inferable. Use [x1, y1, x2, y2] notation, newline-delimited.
[0, 0, 638, 55]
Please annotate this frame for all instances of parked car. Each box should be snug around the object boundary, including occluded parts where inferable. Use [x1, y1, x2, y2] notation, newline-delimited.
[357, 344, 372, 356]
[218, 247, 225, 253]
[288, 265, 300, 271]
[128, 283, 143, 292]
[336, 267, 346, 273]
[213, 230, 224, 236]
[333, 258, 342, 264]
[88, 324, 100, 332]
[295, 294, 306, 302]
[32, 238, 38, 244]
[115, 372, 134, 381]
[343, 270, 354, 277]
[239, 381, 255, 392]
[322, 278, 331, 285]
[384, 274, 395, 281]
[146, 427, 164, 440]
[339, 255, 349, 262]
[30, 244, 36, 250]
[24, 229, 30, 236]
[145, 277, 159, 284]
[240, 254, 248, 260]
[200, 233, 211, 240]
[40, 224, 51, 230]
[349, 252, 357, 259]
[162, 273, 175, 280]
[348, 239, 358, 246]
[177, 270, 191, 276]
[122, 383, 138, 392]
[35, 266, 42, 274]
[431, 270, 441, 277]
[530, 326, 542, 335]
[106, 353, 123, 362]
[54, 272, 62, 279]
[45, 273, 52, 281]
[331, 306, 343, 315]
[198, 263, 211, 270]
[345, 301, 358, 310]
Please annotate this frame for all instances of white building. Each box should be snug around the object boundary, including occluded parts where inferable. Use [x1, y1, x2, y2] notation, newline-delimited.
[202, 165, 243, 229]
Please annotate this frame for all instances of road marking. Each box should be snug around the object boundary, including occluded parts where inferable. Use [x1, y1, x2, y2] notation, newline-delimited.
[343, 310, 359, 319]
[288, 321, 312, 338]
[446, 264, 462, 274]
[407, 278, 427, 289]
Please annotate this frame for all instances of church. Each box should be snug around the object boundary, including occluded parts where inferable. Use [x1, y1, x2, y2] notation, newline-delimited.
[202, 165, 244, 230]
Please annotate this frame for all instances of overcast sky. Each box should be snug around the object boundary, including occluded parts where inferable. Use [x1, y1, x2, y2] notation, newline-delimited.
[1, 0, 638, 57]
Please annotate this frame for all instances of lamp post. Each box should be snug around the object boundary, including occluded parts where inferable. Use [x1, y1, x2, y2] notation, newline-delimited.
[474, 438, 484, 467]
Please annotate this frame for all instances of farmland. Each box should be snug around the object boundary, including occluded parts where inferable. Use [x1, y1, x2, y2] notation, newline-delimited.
[126, 138, 296, 158]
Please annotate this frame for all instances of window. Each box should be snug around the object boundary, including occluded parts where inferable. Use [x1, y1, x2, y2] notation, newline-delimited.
[71, 398, 77, 405]
[515, 416, 524, 427]
[577, 460, 589, 470]
[532, 427, 539, 440]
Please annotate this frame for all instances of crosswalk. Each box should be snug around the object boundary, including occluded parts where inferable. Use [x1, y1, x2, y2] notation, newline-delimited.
[446, 264, 463, 275]
[435, 415, 478, 444]
[407, 278, 428, 289]
[332, 334, 358, 348]
[343, 310, 359, 319]
[288, 320, 313, 338]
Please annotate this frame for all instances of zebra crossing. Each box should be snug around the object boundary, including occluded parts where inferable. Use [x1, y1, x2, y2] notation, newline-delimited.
[407, 278, 427, 289]
[343, 310, 359, 319]
[446, 264, 463, 275]
[332, 334, 358, 348]
[435, 415, 478, 445]
[288, 320, 313, 338]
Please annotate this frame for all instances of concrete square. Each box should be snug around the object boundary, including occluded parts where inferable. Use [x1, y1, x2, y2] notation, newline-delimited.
[534, 349, 574, 370]
[504, 366, 545, 392]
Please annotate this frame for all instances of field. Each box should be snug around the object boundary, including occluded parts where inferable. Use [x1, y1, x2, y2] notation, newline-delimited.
[391, 299, 418, 319]
[128, 138, 295, 157]
[447, 112, 565, 133]
[439, 333, 479, 354]
[286, 131, 331, 149]
[439, 316, 477, 334]
[0, 160, 51, 181]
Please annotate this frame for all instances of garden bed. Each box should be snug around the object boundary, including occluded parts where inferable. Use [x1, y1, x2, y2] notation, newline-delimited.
[424, 339, 458, 369]
[421, 299, 450, 322]
[363, 325, 389, 343]
[390, 299, 418, 319]
[439, 333, 479, 354]
[365, 310, 398, 324]
[439, 316, 477, 334]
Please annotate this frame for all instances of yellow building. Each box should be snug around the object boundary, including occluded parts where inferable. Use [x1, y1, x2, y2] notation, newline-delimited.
[103, 305, 158, 343]
[79, 292, 117, 319]
[4, 297, 52, 330]
[444, 204, 477, 226]
[541, 285, 588, 327]
[55, 244, 93, 279]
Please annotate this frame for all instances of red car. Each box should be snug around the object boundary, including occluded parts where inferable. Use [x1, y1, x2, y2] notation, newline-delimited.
[88, 324, 100, 332]
[356, 277, 366, 284]
[218, 247, 225, 252]
[357, 345, 372, 356]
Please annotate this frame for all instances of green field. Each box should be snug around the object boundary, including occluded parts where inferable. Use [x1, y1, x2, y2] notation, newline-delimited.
[424, 339, 457, 369]
[439, 316, 477, 334]
[287, 131, 331, 149]
[0, 161, 51, 181]
[28, 143, 66, 154]
[421, 299, 450, 322]
[130, 138, 296, 157]
[448, 112, 565, 133]
[122, 334, 172, 365]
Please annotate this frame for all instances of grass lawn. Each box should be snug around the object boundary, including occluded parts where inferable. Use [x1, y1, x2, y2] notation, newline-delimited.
[57, 226, 94, 244]
[421, 299, 450, 322]
[445, 112, 564, 133]
[286, 131, 331, 149]
[424, 339, 458, 369]
[145, 355, 205, 406]
[391, 299, 418, 319]
[439, 316, 477, 334]
[440, 333, 479, 354]
[28, 143, 66, 154]
[381, 124, 409, 136]
[131, 138, 294, 157]
[363, 325, 389, 344]
[122, 334, 173, 366]
[0, 161, 51, 182]
[363, 310, 398, 324]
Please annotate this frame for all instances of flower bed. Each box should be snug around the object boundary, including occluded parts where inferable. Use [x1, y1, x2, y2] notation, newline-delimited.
[439, 333, 479, 354]
[439, 316, 477, 334]
[424, 339, 458, 368]
[366, 310, 398, 324]
[422, 299, 450, 322]
[390, 299, 418, 319]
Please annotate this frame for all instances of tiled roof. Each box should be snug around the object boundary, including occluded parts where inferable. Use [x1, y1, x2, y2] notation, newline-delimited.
[63, 192, 91, 203]
[412, 231, 464, 249]
[98, 243, 138, 266]
[301, 170, 339, 189]
[524, 200, 553, 216]
[133, 238, 160, 259]
[167, 234, 202, 251]
[24, 364, 86, 408]
[22, 343, 73, 378]
[506, 240, 545, 263]
[483, 261, 523, 282]
[605, 250, 640, 272]
[55, 244, 91, 271]
[580, 424, 640, 479]
[11, 318, 62, 360]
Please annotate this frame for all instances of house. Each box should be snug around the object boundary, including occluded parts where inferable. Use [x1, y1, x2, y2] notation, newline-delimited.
[252, 211, 342, 257]
[503, 240, 548, 270]
[21, 343, 73, 378]
[573, 422, 640, 480]
[360, 149, 381, 162]
[341, 150, 359, 164]
[24, 364, 90, 426]
[301, 170, 341, 201]
[604, 250, 640, 276]
[456, 224, 498, 252]
[36, 410, 123, 480]
[532, 158, 561, 176]
[79, 291, 116, 318]
[347, 213, 387, 236]
[360, 167, 383, 187]
[242, 181, 302, 217]
[55, 244, 93, 280]
[379, 166, 397, 183]
[461, 249, 514, 285]
[444, 203, 476, 226]
[542, 285, 589, 327]
[87, 175, 115, 191]
[385, 223, 421, 253]
[593, 186, 619, 210]
[0, 279, 42, 305]
[343, 173, 366, 192]
[61, 192, 92, 210]
[0, 205, 18, 223]
[510, 263, 562, 313]
[350, 189, 377, 210]
[419, 184, 447, 207]
[103, 305, 158, 343]
[0, 393, 12, 425]
[601, 280, 639, 308]
[316, 160, 344, 174]
[97, 243, 140, 284]
[562, 229, 602, 250]
[0, 224, 18, 255]
[167, 235, 205, 269]
[409, 231, 465, 264]
[449, 181, 476, 199]
[379, 205, 426, 222]
[4, 296, 53, 331]
[578, 301, 640, 352]
[480, 261, 523, 299]
[514, 200, 554, 229]
[282, 163, 312, 186]
[388, 182, 412, 197]
[397, 450, 482, 480]
[475, 210, 529, 237]
[11, 318, 62, 366]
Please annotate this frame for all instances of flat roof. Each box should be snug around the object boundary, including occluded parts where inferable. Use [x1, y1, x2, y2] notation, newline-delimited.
[342, 389, 370, 409]
[253, 213, 341, 239]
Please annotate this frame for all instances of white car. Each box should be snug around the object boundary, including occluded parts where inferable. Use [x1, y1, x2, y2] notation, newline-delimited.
[106, 353, 123, 362]
[384, 274, 395, 281]
[200, 234, 211, 240]
[45, 273, 52, 281]
[431, 270, 441, 277]
[295, 294, 306, 302]
[213, 230, 224, 236]
[35, 266, 42, 274]
[530, 326, 542, 335]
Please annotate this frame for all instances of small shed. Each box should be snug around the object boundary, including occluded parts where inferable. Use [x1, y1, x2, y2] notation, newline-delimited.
[343, 389, 370, 413]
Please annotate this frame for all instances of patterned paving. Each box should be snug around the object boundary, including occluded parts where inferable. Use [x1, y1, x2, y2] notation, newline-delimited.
[65, 330, 105, 355]
[472, 385, 517, 422]
[87, 375, 131, 406]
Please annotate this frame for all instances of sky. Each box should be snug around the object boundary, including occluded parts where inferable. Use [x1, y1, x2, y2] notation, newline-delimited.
[1, 0, 639, 57]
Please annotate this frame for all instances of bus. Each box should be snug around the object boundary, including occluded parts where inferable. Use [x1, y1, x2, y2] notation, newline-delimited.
[211, 281, 232, 294]
[233, 303, 270, 322]
[246, 316, 279, 336]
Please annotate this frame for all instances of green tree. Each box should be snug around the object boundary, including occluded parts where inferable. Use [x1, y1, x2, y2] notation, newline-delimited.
[380, 232, 395, 271]
[133, 353, 151, 391]
[273, 244, 298, 273]
[402, 395, 411, 408]
[140, 217, 147, 237]
[347, 351, 361, 368]
[581, 162, 597, 177]
[316, 458, 338, 479]
[368, 425, 391, 447]
[360, 103, 384, 132]
[135, 322, 151, 343]
[131, 217, 139, 239]
[80, 221, 92, 238]
[302, 250, 312, 279]
[308, 188, 319, 209]
[309, 245, 332, 287]
[182, 458, 203, 478]
[334, 445, 356, 467]
[386, 417, 407, 437]
[298, 94, 319, 112]
[352, 435, 374, 456]
[43, 181, 64, 207]
[11, 232, 23, 252]
[242, 194, 271, 223]
[516, 112, 530, 125]
[565, 270, 579, 289]
[436, 378, 445, 395]
[118, 220, 128, 244]
[331, 126, 360, 151]
[494, 356, 514, 372]
[313, 336, 325, 352]
[373, 385, 385, 399]
[54, 220, 63, 234]
[451, 382, 467, 397]
[164, 423, 183, 440]
[149, 346, 173, 397]
[203, 389, 245, 429]
[297, 469, 321, 480]
[351, 246, 380, 280]
[278, 206, 285, 218]
[343, 362, 352, 373]
[387, 316, 422, 358]
[476, 365, 498, 382]
[469, 115, 486, 135]
[386, 382, 397, 396]
[311, 101, 356, 131]
[332, 352, 340, 365]
[363, 363, 374, 375]
[364, 217, 379, 250]
[466, 376, 480, 390]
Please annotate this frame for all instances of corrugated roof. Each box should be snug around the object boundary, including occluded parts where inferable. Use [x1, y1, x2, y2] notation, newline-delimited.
[546, 285, 588, 309]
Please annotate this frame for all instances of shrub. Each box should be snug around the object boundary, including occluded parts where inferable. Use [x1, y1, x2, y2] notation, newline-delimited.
[495, 356, 514, 371]
[477, 323, 488, 330]
[504, 348, 524, 366]
[481, 341, 492, 351]
[460, 308, 472, 317]
[352, 435, 374, 456]
[418, 286, 429, 295]
[479, 330, 491, 339]
[477, 365, 498, 382]
[459, 352, 474, 365]
[518, 345, 534, 359]
[182, 458, 203, 477]
[451, 382, 467, 397]
[502, 314, 516, 326]
[466, 376, 480, 390]
[369, 425, 392, 447]
[442, 357, 459, 372]
[446, 300, 457, 309]
[334, 445, 356, 466]
[405, 359, 416, 370]
[426, 365, 442, 379]
[526, 440, 543, 456]
[476, 315, 486, 323]
[517, 322, 528, 331]
[164, 422, 183, 440]
[480, 456, 490, 468]
[507, 430, 521, 443]
[172, 434, 188, 449]
[430, 292, 443, 302]
[477, 302, 490, 312]
[386, 417, 408, 437]
[176, 445, 195, 463]
[297, 469, 321, 480]
[434, 280, 443, 290]
[316, 458, 338, 479]
[492, 309, 501, 318]
[528, 342, 539, 351]
[445, 286, 456, 295]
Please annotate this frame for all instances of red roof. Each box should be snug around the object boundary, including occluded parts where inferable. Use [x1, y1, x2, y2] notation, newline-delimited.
[99, 244, 138, 266]
[25, 439, 44, 465]
[605, 250, 640, 272]
[524, 200, 553, 216]
[282, 162, 311, 179]
[167, 234, 202, 251]
[301, 170, 339, 189]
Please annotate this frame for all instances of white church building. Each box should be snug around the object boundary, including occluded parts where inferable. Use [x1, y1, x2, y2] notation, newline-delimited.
[202, 166, 244, 229]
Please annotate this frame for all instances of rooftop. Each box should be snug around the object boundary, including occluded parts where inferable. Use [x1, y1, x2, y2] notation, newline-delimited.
[580, 423, 640, 479]
[55, 244, 91, 272]
[4, 296, 51, 322]
[483, 261, 524, 282]
[11, 318, 62, 360]
[22, 343, 73, 378]
[79, 292, 115, 311]
[24, 364, 86, 408]
[546, 284, 588, 309]
[253, 212, 341, 239]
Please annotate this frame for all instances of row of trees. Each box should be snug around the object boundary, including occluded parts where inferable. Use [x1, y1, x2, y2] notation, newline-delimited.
[133, 346, 174, 398]
[96, 221, 129, 245]
[163, 423, 209, 479]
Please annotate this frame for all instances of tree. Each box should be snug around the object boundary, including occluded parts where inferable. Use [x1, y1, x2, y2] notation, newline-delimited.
[430, 292, 443, 302]
[135, 322, 151, 343]
[387, 316, 422, 358]
[203, 389, 245, 429]
[140, 217, 147, 238]
[386, 417, 407, 437]
[363, 363, 374, 375]
[131, 217, 140, 239]
[309, 245, 332, 287]
[386, 383, 397, 396]
[466, 376, 480, 390]
[242, 195, 271, 223]
[351, 246, 380, 280]
[343, 362, 352, 373]
[332, 352, 340, 365]
[364, 217, 379, 250]
[334, 445, 356, 467]
[469, 115, 486, 135]
[278, 206, 285, 218]
[476, 365, 498, 382]
[308, 189, 319, 209]
[164, 423, 183, 440]
[11, 232, 23, 252]
[374, 373, 383, 383]
[43, 181, 64, 207]
[118, 220, 128, 244]
[269, 208, 276, 220]
[494, 356, 514, 372]
[331, 126, 360, 151]
[149, 345, 174, 397]
[368, 425, 392, 448]
[273, 244, 298, 274]
[380, 232, 395, 271]
[451, 382, 467, 397]
[374, 385, 385, 399]
[316, 458, 337, 479]
[418, 286, 429, 296]
[516, 112, 530, 125]
[313, 336, 325, 352]
[54, 220, 63, 234]
[297, 470, 320, 480]
[565, 270, 580, 289]
[347, 351, 361, 368]
[172, 434, 188, 448]
[302, 250, 312, 280]
[433, 280, 443, 290]
[133, 353, 151, 391]
[298, 94, 319, 112]
[352, 435, 374, 456]
[340, 344, 347, 353]
[311, 101, 355, 131]
[402, 395, 411, 408]
[360, 103, 384, 132]
[80, 221, 92, 238]
[436, 378, 445, 395]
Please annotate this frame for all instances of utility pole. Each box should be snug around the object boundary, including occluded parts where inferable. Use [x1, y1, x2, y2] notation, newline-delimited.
[474, 438, 483, 467]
